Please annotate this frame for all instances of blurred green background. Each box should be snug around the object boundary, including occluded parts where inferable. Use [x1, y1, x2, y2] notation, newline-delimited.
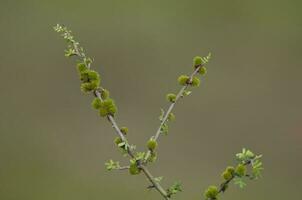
[0, 0, 301, 199]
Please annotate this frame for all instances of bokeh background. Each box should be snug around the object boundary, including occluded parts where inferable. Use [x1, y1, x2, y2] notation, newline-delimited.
[0, 0, 301, 199]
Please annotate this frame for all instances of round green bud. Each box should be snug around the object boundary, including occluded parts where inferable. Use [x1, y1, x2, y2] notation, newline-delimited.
[120, 126, 128, 135]
[235, 164, 247, 177]
[114, 137, 123, 145]
[204, 185, 219, 199]
[226, 166, 235, 174]
[129, 162, 141, 175]
[193, 56, 203, 67]
[199, 66, 207, 75]
[80, 70, 100, 85]
[191, 76, 200, 87]
[147, 139, 157, 151]
[178, 75, 190, 86]
[77, 62, 87, 73]
[222, 171, 232, 181]
[166, 93, 176, 103]
[80, 80, 99, 93]
[87, 70, 100, 81]
[99, 98, 117, 117]
[168, 113, 175, 121]
[101, 88, 110, 99]
[91, 98, 102, 109]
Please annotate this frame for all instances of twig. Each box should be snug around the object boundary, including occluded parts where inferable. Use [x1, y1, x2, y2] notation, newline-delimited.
[144, 65, 202, 161]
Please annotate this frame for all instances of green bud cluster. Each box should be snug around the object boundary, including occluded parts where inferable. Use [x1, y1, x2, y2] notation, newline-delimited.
[129, 161, 141, 175]
[77, 62, 87, 73]
[193, 56, 208, 75]
[79, 69, 100, 93]
[178, 75, 190, 86]
[235, 164, 247, 177]
[193, 56, 203, 67]
[120, 126, 128, 135]
[199, 66, 207, 75]
[191, 76, 200, 87]
[177, 75, 200, 87]
[166, 93, 176, 103]
[147, 139, 158, 151]
[99, 98, 117, 117]
[204, 185, 219, 200]
[114, 137, 123, 146]
[221, 166, 235, 181]
[91, 98, 102, 109]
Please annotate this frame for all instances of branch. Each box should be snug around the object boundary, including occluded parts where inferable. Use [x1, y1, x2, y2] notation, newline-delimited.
[144, 65, 202, 162]
[54, 24, 170, 200]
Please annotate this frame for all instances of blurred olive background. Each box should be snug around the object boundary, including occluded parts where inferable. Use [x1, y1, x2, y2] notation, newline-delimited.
[0, 0, 301, 199]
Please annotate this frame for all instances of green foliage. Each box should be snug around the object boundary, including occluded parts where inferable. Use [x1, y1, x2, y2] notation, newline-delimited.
[105, 160, 120, 171]
[234, 177, 247, 189]
[204, 186, 219, 200]
[166, 93, 176, 103]
[134, 152, 146, 161]
[251, 156, 264, 179]
[99, 98, 117, 117]
[177, 75, 190, 86]
[182, 90, 192, 96]
[167, 182, 182, 197]
[55, 25, 263, 200]
[204, 148, 263, 199]
[147, 139, 158, 151]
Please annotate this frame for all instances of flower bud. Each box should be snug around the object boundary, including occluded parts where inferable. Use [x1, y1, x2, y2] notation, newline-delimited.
[222, 171, 232, 181]
[101, 88, 110, 99]
[178, 75, 190, 86]
[114, 137, 123, 145]
[147, 139, 157, 151]
[129, 162, 141, 175]
[99, 98, 117, 117]
[236, 164, 247, 177]
[166, 93, 176, 103]
[193, 56, 203, 67]
[226, 166, 235, 174]
[191, 76, 200, 87]
[199, 66, 207, 75]
[91, 98, 102, 109]
[204, 185, 218, 199]
[120, 127, 128, 135]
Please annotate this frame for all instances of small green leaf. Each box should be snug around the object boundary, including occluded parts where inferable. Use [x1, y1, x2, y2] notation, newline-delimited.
[167, 182, 182, 197]
[234, 177, 247, 189]
[105, 160, 120, 171]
